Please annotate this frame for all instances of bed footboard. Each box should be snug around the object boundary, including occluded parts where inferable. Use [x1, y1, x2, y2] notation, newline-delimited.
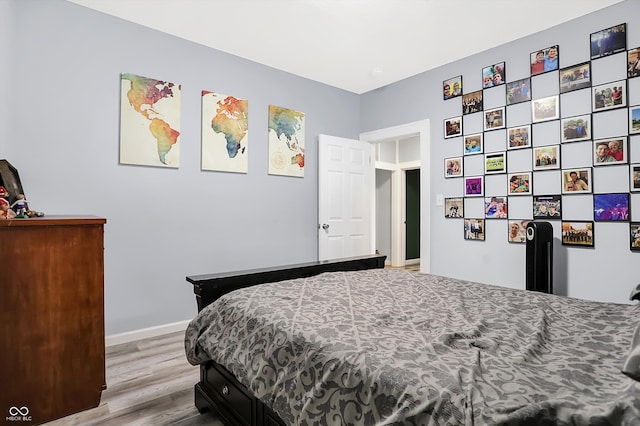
[186, 254, 386, 312]
[186, 254, 386, 425]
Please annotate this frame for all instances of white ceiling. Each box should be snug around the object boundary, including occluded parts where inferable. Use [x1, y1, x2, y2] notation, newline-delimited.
[67, 0, 623, 94]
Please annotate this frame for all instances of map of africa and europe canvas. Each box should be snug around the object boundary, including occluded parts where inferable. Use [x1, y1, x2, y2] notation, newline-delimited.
[201, 91, 249, 173]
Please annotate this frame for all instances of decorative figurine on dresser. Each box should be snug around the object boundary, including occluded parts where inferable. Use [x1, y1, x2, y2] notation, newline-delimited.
[10, 193, 28, 217]
[7, 193, 44, 218]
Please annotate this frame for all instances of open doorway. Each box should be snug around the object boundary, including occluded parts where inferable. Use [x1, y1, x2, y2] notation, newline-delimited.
[372, 136, 420, 268]
[360, 119, 430, 273]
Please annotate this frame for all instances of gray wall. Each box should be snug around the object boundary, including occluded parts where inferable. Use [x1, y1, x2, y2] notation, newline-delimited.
[361, 0, 640, 304]
[0, 0, 13, 153]
[4, 0, 360, 334]
[5, 0, 640, 337]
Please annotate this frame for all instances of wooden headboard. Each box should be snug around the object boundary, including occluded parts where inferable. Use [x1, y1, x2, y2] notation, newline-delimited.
[186, 254, 387, 311]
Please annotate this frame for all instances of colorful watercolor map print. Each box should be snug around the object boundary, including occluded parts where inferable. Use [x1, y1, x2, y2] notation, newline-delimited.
[268, 105, 305, 177]
[119, 73, 181, 168]
[201, 91, 249, 173]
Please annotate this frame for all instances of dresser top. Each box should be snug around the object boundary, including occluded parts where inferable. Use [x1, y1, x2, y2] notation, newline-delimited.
[0, 215, 106, 227]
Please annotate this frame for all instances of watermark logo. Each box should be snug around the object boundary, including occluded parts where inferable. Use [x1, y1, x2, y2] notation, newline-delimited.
[6, 406, 32, 422]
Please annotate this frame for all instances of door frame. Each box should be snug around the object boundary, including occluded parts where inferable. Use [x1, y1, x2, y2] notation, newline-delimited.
[360, 119, 430, 274]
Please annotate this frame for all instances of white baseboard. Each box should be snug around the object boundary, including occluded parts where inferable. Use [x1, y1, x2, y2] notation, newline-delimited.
[384, 258, 420, 267]
[105, 319, 191, 347]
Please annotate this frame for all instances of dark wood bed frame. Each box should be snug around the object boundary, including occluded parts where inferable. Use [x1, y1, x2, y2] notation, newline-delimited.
[186, 254, 387, 426]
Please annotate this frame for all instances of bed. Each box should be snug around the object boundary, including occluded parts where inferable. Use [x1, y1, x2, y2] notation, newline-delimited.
[184, 255, 640, 425]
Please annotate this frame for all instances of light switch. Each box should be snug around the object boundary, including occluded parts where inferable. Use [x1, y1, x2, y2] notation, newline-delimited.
[436, 194, 444, 206]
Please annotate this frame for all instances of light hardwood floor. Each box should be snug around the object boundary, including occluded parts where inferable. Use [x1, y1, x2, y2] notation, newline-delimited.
[44, 331, 222, 426]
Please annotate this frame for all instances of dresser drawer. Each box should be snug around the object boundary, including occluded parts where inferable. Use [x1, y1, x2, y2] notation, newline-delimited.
[204, 363, 255, 425]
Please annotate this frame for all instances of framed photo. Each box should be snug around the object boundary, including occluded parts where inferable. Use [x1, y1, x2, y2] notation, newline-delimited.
[530, 45, 559, 76]
[484, 107, 505, 131]
[562, 168, 592, 194]
[464, 218, 485, 241]
[590, 23, 626, 60]
[592, 80, 626, 112]
[464, 176, 484, 197]
[628, 47, 640, 78]
[593, 193, 629, 221]
[561, 114, 591, 142]
[444, 116, 462, 138]
[629, 105, 640, 134]
[533, 145, 560, 171]
[482, 62, 505, 88]
[443, 75, 462, 100]
[630, 164, 640, 192]
[532, 95, 559, 123]
[507, 125, 531, 150]
[508, 172, 532, 195]
[630, 223, 640, 251]
[484, 151, 506, 174]
[506, 78, 531, 105]
[444, 197, 464, 218]
[559, 62, 591, 93]
[593, 137, 627, 166]
[464, 133, 483, 155]
[484, 196, 508, 219]
[508, 220, 530, 243]
[561, 221, 594, 247]
[533, 195, 562, 220]
[463, 90, 483, 115]
[444, 157, 463, 178]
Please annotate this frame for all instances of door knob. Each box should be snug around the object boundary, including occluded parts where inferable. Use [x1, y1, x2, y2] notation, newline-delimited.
[322, 224, 330, 230]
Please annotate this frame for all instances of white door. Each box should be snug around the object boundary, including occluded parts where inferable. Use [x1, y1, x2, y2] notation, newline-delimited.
[318, 135, 372, 261]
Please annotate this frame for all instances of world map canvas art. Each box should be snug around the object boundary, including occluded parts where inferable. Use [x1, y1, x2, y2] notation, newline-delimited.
[119, 73, 181, 168]
[201, 91, 248, 173]
[268, 105, 305, 177]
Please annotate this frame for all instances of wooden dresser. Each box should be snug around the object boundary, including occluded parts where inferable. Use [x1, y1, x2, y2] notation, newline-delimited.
[0, 216, 106, 424]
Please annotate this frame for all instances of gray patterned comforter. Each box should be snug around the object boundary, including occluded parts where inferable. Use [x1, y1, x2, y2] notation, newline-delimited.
[185, 269, 640, 425]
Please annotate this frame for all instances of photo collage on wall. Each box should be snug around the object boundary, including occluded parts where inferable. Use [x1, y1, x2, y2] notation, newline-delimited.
[442, 23, 640, 250]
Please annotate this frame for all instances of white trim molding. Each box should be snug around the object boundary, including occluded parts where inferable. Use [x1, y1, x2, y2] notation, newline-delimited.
[105, 319, 191, 347]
